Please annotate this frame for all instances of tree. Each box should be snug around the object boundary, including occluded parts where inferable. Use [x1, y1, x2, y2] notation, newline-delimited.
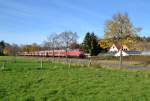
[45, 33, 59, 57]
[104, 13, 141, 67]
[11, 44, 20, 56]
[104, 13, 140, 41]
[59, 31, 78, 57]
[21, 43, 40, 53]
[69, 42, 80, 49]
[46, 33, 58, 49]
[82, 32, 91, 53]
[90, 33, 101, 56]
[3, 46, 11, 56]
[82, 32, 101, 56]
[98, 39, 111, 52]
[0, 41, 5, 55]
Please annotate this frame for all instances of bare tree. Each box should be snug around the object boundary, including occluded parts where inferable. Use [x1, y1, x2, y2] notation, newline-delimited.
[46, 33, 58, 57]
[69, 42, 80, 49]
[59, 31, 78, 58]
[45, 31, 78, 61]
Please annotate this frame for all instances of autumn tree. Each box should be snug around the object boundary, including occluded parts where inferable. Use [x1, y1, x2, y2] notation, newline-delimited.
[104, 13, 140, 42]
[98, 39, 111, 52]
[3, 43, 11, 55]
[21, 43, 40, 52]
[104, 13, 141, 66]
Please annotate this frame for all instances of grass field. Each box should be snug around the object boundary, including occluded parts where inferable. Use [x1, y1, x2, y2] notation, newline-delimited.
[1, 56, 150, 101]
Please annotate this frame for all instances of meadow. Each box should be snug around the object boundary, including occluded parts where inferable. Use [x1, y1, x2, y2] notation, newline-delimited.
[0, 56, 150, 101]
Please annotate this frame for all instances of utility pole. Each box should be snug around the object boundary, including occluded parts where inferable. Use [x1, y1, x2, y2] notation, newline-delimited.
[119, 44, 123, 68]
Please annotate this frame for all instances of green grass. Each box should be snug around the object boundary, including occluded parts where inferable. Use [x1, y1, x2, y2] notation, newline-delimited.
[0, 56, 150, 101]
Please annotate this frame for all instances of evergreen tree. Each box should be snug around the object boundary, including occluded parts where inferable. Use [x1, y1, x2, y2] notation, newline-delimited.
[83, 32, 92, 53]
[82, 32, 101, 56]
[90, 33, 101, 56]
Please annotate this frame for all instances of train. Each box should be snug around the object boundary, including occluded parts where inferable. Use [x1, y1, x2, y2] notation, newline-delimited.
[18, 49, 85, 58]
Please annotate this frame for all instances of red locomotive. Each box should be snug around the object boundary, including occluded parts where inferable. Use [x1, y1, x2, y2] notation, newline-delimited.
[19, 49, 85, 58]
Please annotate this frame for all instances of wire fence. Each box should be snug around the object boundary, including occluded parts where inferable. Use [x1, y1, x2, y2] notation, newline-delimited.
[47, 57, 150, 70]
[0, 57, 150, 70]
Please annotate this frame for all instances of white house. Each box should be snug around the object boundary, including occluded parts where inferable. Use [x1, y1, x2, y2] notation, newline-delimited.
[109, 43, 129, 52]
[115, 50, 129, 57]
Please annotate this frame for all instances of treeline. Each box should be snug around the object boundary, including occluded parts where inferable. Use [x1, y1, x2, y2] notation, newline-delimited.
[0, 31, 102, 56]
[1, 12, 150, 56]
[0, 41, 19, 56]
[1, 33, 149, 56]
[135, 36, 150, 42]
[0, 41, 43, 56]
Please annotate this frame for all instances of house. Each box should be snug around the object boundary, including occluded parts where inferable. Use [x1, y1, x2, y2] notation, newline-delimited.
[109, 43, 130, 57]
[109, 43, 129, 52]
[108, 43, 143, 56]
[115, 50, 129, 57]
[122, 45, 129, 51]
[114, 50, 142, 57]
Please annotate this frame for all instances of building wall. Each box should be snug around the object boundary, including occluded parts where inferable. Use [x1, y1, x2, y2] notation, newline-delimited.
[109, 44, 119, 52]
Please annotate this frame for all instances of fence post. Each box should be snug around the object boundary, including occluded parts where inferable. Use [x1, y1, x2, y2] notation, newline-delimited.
[88, 58, 91, 67]
[48, 58, 51, 64]
[1, 60, 6, 70]
[41, 59, 43, 69]
[69, 59, 71, 68]
[2, 61, 5, 70]
[53, 57, 55, 63]
[119, 48, 123, 68]
[13, 56, 16, 63]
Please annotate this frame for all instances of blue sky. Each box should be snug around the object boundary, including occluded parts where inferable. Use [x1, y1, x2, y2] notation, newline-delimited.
[0, 0, 150, 45]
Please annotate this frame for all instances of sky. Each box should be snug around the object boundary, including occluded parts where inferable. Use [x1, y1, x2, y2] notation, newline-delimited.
[0, 0, 150, 45]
